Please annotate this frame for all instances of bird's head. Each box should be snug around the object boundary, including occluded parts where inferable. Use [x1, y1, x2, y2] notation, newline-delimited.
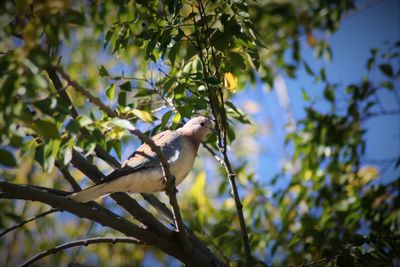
[179, 116, 213, 141]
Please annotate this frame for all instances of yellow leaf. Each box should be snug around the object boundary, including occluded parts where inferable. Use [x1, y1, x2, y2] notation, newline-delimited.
[129, 109, 153, 123]
[357, 166, 379, 184]
[307, 32, 317, 47]
[190, 171, 208, 208]
[109, 126, 125, 139]
[224, 72, 238, 92]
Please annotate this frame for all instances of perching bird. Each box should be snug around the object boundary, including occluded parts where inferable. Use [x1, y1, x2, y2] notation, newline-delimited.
[70, 116, 213, 203]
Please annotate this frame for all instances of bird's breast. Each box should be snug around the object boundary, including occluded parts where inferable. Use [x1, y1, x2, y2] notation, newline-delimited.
[169, 137, 197, 185]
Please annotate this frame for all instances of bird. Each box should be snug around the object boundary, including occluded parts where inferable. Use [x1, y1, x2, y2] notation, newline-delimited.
[70, 116, 213, 203]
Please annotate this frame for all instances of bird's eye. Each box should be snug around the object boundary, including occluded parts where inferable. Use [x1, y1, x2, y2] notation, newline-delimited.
[200, 122, 205, 127]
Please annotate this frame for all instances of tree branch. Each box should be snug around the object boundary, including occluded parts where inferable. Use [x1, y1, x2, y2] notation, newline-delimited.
[47, 67, 176, 236]
[49, 66, 187, 244]
[128, 128, 188, 245]
[70, 150, 171, 237]
[56, 67, 118, 118]
[20, 237, 142, 267]
[0, 181, 223, 267]
[46, 67, 120, 169]
[193, 3, 253, 265]
[0, 208, 60, 238]
[0, 181, 152, 242]
[57, 165, 81, 191]
[46, 60, 219, 265]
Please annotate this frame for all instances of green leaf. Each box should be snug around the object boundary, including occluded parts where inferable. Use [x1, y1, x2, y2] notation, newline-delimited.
[35, 144, 45, 168]
[367, 58, 374, 70]
[197, 15, 213, 26]
[212, 223, 229, 238]
[168, 42, 180, 66]
[106, 83, 116, 101]
[320, 67, 326, 81]
[31, 119, 59, 139]
[104, 28, 114, 49]
[246, 48, 260, 69]
[118, 91, 126, 106]
[161, 110, 173, 128]
[64, 9, 86, 25]
[229, 52, 246, 70]
[210, 30, 233, 51]
[135, 89, 156, 97]
[302, 88, 311, 101]
[110, 118, 135, 131]
[379, 80, 394, 90]
[171, 113, 181, 129]
[0, 149, 17, 167]
[27, 47, 51, 69]
[323, 85, 335, 102]
[99, 65, 109, 77]
[379, 64, 394, 77]
[129, 109, 153, 123]
[303, 62, 314, 76]
[44, 139, 61, 172]
[76, 115, 93, 127]
[119, 81, 131, 91]
[63, 138, 74, 165]
[66, 119, 80, 133]
[113, 140, 122, 159]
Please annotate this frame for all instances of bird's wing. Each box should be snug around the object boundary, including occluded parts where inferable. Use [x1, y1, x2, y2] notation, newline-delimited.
[101, 130, 175, 183]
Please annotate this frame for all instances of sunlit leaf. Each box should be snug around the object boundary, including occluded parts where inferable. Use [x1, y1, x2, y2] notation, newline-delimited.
[129, 109, 153, 123]
[106, 83, 116, 101]
[224, 72, 238, 92]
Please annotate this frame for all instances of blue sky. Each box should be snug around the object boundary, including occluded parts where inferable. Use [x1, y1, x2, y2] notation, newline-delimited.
[234, 0, 400, 185]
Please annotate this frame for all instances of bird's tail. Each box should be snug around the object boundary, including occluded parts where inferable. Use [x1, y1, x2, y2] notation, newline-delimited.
[69, 183, 111, 203]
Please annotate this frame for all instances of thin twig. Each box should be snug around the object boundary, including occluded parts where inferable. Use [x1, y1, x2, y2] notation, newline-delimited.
[56, 67, 118, 117]
[0, 208, 60, 238]
[202, 143, 224, 165]
[47, 67, 120, 168]
[362, 109, 400, 120]
[20, 237, 142, 267]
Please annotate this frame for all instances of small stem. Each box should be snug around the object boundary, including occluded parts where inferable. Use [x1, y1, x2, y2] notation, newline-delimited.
[128, 128, 187, 244]
[20, 237, 142, 267]
[56, 67, 118, 118]
[0, 208, 60, 238]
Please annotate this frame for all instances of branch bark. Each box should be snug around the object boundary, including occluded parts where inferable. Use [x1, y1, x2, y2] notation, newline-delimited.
[20, 237, 142, 267]
[0, 208, 60, 238]
[0, 181, 223, 267]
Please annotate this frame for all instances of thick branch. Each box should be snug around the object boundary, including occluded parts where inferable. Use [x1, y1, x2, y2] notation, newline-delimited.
[70, 150, 171, 237]
[0, 181, 222, 267]
[20, 237, 142, 267]
[0, 181, 153, 243]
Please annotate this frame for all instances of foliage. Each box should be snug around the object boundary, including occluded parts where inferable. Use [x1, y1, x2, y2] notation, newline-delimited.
[0, 0, 399, 266]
